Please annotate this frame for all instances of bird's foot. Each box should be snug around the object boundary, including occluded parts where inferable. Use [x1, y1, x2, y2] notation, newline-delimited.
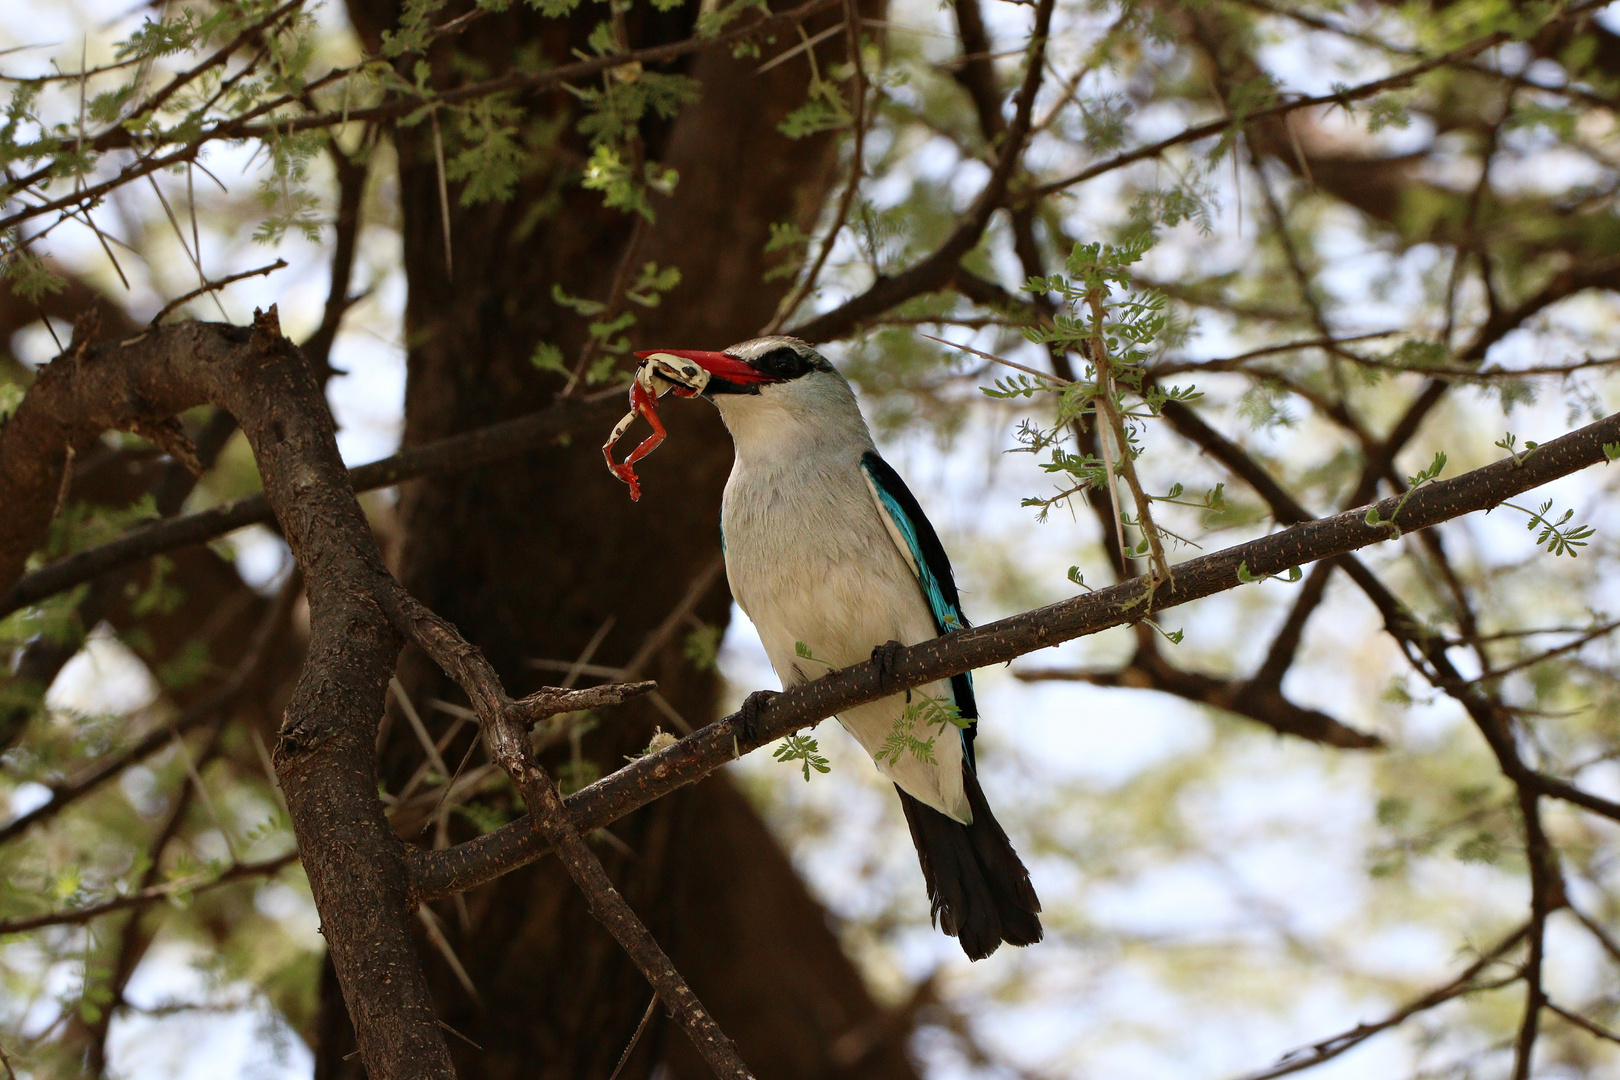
[871, 639, 905, 692]
[735, 689, 780, 745]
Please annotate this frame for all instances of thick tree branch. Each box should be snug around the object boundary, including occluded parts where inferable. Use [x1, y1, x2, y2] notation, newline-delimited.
[0, 315, 455, 1079]
[1014, 645, 1381, 749]
[411, 407, 1620, 900]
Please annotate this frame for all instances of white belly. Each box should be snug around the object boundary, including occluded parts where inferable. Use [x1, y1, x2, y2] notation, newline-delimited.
[722, 457, 970, 822]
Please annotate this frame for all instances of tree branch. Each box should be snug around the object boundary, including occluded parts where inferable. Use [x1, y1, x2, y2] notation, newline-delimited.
[0, 852, 297, 935]
[1028, 3, 1606, 201]
[0, 0, 843, 236]
[0, 393, 621, 618]
[0, 314, 456, 1079]
[411, 407, 1620, 900]
[1013, 649, 1381, 749]
[1236, 923, 1528, 1080]
[786, 0, 1053, 343]
[384, 590, 754, 1080]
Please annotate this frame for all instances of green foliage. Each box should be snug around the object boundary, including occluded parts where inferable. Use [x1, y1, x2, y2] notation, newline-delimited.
[779, 81, 851, 140]
[625, 262, 681, 308]
[1501, 499, 1596, 558]
[694, 0, 770, 39]
[684, 623, 722, 672]
[556, 757, 601, 794]
[998, 237, 1190, 575]
[1387, 339, 1450, 371]
[127, 556, 184, 619]
[10, 1, 1620, 1073]
[115, 9, 219, 61]
[455, 801, 519, 834]
[1236, 562, 1302, 585]
[1453, 829, 1501, 865]
[43, 497, 159, 563]
[874, 714, 936, 769]
[581, 145, 677, 222]
[875, 692, 967, 770]
[1495, 431, 1539, 466]
[763, 221, 811, 283]
[794, 640, 835, 669]
[253, 130, 325, 245]
[773, 734, 831, 780]
[445, 96, 528, 206]
[156, 639, 211, 690]
[572, 69, 699, 151]
[1365, 94, 1414, 133]
[380, 0, 452, 58]
[1365, 452, 1447, 532]
[530, 341, 568, 376]
[2, 245, 65, 304]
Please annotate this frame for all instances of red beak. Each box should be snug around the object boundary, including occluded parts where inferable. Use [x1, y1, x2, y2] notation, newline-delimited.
[636, 349, 778, 386]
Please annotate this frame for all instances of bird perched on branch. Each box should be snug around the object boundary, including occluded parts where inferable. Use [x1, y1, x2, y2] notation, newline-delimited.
[637, 336, 1042, 960]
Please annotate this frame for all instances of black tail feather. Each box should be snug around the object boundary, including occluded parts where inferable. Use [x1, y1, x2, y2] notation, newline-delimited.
[897, 771, 1042, 960]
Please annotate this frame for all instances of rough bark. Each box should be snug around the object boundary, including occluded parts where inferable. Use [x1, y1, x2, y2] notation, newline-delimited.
[315, 0, 914, 1077]
[0, 316, 456, 1077]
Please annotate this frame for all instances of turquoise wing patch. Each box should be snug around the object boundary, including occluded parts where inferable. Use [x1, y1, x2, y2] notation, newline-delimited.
[863, 466, 964, 634]
[859, 452, 979, 743]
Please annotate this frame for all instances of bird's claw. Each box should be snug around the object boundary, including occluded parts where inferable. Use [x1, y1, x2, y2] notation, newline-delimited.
[871, 639, 905, 692]
[735, 689, 779, 745]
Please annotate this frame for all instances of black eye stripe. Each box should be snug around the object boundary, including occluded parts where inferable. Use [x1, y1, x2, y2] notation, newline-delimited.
[755, 346, 806, 379]
[743, 344, 833, 381]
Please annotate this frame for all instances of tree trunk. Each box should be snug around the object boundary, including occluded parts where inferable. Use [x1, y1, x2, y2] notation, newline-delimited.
[319, 1, 917, 1077]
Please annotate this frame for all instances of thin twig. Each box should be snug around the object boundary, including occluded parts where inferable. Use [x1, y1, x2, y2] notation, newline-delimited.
[1571, 905, 1620, 967]
[1546, 1000, 1620, 1045]
[761, 0, 869, 333]
[386, 589, 753, 1080]
[1026, 6, 1607, 201]
[0, 854, 297, 935]
[1086, 288, 1169, 583]
[0, 0, 846, 237]
[145, 174, 230, 321]
[623, 554, 726, 680]
[417, 905, 481, 1004]
[608, 995, 661, 1080]
[149, 259, 288, 325]
[756, 22, 842, 74]
[1235, 925, 1528, 1080]
[787, 0, 1054, 343]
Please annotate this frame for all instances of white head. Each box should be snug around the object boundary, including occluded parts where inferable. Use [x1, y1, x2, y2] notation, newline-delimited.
[634, 337, 873, 461]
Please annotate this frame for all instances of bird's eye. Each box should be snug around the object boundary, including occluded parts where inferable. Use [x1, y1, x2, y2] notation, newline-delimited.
[756, 346, 808, 379]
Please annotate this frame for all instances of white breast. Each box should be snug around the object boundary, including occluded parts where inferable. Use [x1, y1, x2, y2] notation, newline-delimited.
[718, 424, 970, 822]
